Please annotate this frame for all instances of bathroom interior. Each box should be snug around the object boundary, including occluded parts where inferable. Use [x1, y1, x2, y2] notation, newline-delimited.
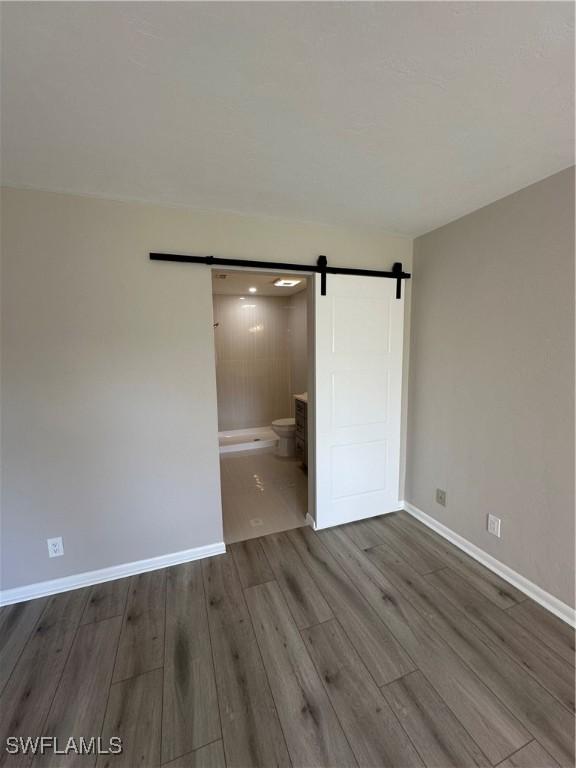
[212, 270, 310, 544]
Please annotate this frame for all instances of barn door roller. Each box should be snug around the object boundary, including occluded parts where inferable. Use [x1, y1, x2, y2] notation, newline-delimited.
[149, 253, 411, 298]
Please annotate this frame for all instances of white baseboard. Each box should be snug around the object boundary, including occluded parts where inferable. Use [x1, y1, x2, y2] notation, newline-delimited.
[402, 501, 575, 628]
[0, 541, 226, 607]
[305, 512, 317, 530]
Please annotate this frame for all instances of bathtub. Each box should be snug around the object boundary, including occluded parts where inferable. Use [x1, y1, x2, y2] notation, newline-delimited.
[218, 426, 278, 454]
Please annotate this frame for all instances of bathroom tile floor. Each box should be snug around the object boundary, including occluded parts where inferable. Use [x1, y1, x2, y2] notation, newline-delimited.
[220, 446, 307, 544]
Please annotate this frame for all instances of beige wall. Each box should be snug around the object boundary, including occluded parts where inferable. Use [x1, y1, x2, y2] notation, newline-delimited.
[1, 187, 411, 591]
[406, 168, 575, 607]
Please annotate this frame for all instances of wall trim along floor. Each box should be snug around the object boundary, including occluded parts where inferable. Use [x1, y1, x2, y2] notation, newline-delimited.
[403, 501, 575, 627]
[2, 502, 574, 625]
[305, 512, 317, 529]
[0, 540, 226, 607]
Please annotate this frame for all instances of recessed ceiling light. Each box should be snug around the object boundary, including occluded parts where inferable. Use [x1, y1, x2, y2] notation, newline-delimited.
[248, 286, 257, 293]
[273, 279, 302, 288]
[239, 297, 245, 300]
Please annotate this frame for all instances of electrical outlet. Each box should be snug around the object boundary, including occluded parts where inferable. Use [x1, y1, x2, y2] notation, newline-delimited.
[487, 514, 501, 538]
[47, 537, 64, 558]
[435, 488, 447, 507]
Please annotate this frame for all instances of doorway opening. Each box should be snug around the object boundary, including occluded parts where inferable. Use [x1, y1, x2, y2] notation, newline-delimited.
[211, 269, 313, 544]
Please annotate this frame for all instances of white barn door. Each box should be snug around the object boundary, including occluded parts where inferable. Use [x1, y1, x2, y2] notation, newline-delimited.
[314, 273, 404, 529]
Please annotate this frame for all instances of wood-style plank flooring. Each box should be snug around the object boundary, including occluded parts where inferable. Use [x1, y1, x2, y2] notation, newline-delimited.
[0, 511, 574, 768]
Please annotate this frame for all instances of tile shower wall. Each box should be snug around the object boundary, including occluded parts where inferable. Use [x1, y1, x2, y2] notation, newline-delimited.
[288, 289, 307, 397]
[213, 294, 293, 430]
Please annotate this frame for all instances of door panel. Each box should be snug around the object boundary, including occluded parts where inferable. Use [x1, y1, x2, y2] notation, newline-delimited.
[314, 274, 404, 528]
[332, 369, 389, 426]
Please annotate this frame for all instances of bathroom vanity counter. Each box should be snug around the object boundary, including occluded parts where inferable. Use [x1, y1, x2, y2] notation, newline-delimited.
[294, 395, 307, 467]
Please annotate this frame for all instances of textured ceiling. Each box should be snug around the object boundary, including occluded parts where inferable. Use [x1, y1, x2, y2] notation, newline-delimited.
[1, 2, 573, 235]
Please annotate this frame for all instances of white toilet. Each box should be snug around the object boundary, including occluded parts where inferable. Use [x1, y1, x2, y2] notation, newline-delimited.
[271, 417, 296, 457]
